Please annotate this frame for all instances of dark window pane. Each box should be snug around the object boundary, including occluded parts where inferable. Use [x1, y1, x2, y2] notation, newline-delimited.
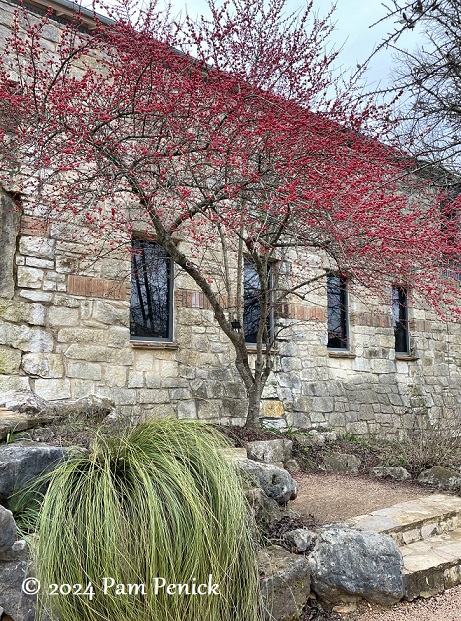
[327, 275, 348, 349]
[243, 260, 271, 344]
[130, 238, 172, 340]
[392, 286, 409, 354]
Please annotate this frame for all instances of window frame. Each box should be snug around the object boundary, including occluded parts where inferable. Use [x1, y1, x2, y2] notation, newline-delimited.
[392, 285, 410, 355]
[327, 273, 349, 351]
[243, 258, 274, 346]
[130, 236, 174, 342]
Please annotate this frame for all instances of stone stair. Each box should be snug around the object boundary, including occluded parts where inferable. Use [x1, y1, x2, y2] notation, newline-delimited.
[348, 494, 461, 600]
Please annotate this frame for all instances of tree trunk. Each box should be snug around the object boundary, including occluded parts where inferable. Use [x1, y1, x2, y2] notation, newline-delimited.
[245, 378, 263, 429]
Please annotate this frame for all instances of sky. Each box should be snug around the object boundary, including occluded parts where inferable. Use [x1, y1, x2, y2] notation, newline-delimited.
[167, 0, 422, 91]
[83, 0, 423, 91]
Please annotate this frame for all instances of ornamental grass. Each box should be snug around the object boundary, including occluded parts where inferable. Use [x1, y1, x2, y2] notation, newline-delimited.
[37, 418, 262, 621]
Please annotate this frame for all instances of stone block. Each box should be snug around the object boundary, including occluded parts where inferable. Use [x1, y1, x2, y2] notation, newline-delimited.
[99, 388, 136, 405]
[19, 236, 56, 260]
[107, 326, 130, 347]
[0, 444, 66, 503]
[145, 374, 161, 389]
[19, 290, 53, 303]
[48, 306, 79, 327]
[34, 379, 71, 401]
[138, 389, 169, 404]
[0, 506, 16, 553]
[309, 526, 403, 605]
[237, 459, 297, 504]
[370, 466, 411, 481]
[177, 400, 197, 419]
[17, 266, 44, 289]
[92, 300, 129, 327]
[345, 421, 369, 436]
[312, 397, 334, 413]
[159, 360, 179, 378]
[0, 301, 45, 326]
[276, 341, 299, 357]
[9, 326, 54, 353]
[104, 366, 127, 387]
[280, 356, 302, 372]
[0, 376, 30, 392]
[259, 545, 310, 621]
[0, 347, 21, 374]
[67, 361, 102, 381]
[322, 453, 361, 474]
[246, 439, 293, 465]
[197, 399, 221, 420]
[22, 353, 64, 378]
[73, 380, 95, 399]
[65, 344, 113, 362]
[417, 466, 461, 491]
[260, 400, 284, 418]
[115, 348, 134, 366]
[25, 257, 54, 269]
[134, 351, 156, 372]
[170, 388, 191, 400]
[288, 411, 311, 429]
[57, 328, 105, 343]
[127, 371, 144, 388]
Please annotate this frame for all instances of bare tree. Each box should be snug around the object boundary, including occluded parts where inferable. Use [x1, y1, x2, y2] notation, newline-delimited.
[371, 1, 461, 173]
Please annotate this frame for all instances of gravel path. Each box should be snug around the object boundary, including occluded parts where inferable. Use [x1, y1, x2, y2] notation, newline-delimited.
[348, 586, 461, 620]
[291, 472, 435, 524]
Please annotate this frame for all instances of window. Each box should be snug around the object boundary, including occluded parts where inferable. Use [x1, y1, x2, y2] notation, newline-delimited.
[243, 259, 272, 344]
[327, 274, 348, 349]
[130, 238, 173, 340]
[441, 184, 461, 281]
[392, 285, 409, 354]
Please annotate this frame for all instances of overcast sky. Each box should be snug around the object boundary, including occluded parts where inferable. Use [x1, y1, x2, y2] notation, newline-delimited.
[167, 0, 421, 91]
[84, 0, 422, 90]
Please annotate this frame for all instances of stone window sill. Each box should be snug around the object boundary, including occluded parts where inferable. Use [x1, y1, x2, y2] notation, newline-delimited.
[328, 351, 356, 359]
[246, 346, 279, 354]
[395, 354, 418, 361]
[130, 341, 179, 350]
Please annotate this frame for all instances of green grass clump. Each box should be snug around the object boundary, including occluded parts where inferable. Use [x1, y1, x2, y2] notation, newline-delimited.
[37, 418, 262, 621]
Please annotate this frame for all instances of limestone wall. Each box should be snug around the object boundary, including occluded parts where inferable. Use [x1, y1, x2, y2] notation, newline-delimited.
[1, 0, 461, 437]
[2, 190, 461, 437]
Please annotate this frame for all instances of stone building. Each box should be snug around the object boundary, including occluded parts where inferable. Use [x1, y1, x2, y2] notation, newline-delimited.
[1, 0, 461, 437]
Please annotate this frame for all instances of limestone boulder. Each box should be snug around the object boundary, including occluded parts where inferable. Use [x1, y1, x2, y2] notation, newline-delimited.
[237, 459, 298, 505]
[284, 459, 300, 472]
[0, 444, 67, 505]
[370, 466, 411, 481]
[417, 466, 461, 491]
[284, 529, 318, 554]
[245, 487, 282, 528]
[0, 540, 37, 621]
[246, 439, 293, 465]
[0, 505, 16, 552]
[322, 453, 361, 474]
[258, 545, 310, 621]
[308, 526, 404, 605]
[0, 391, 48, 415]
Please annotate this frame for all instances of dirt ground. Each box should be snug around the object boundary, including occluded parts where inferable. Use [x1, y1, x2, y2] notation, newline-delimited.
[291, 472, 461, 621]
[291, 472, 436, 524]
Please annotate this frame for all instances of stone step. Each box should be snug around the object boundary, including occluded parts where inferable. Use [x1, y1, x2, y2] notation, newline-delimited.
[348, 494, 461, 545]
[348, 494, 461, 600]
[401, 527, 461, 600]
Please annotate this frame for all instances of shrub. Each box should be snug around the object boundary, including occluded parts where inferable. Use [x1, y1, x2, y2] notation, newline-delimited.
[37, 418, 262, 621]
[395, 409, 461, 474]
